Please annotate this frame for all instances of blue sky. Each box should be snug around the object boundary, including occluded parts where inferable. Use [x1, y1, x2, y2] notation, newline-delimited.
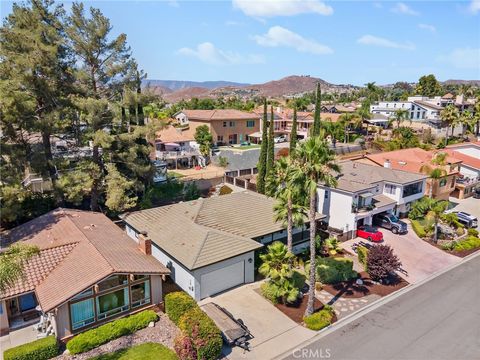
[2, 0, 480, 85]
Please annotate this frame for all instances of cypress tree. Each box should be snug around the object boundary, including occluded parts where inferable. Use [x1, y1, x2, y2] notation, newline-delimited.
[136, 70, 145, 126]
[266, 105, 275, 178]
[312, 83, 322, 136]
[256, 98, 268, 194]
[290, 106, 298, 155]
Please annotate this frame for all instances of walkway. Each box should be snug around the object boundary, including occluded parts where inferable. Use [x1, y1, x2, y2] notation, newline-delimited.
[315, 290, 380, 320]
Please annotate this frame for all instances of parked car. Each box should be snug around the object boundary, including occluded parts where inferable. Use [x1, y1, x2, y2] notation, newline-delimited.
[373, 213, 408, 234]
[357, 225, 384, 242]
[274, 135, 287, 143]
[453, 211, 478, 228]
[473, 187, 480, 199]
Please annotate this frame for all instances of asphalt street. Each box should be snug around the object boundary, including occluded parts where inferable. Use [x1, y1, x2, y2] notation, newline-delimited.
[282, 253, 480, 360]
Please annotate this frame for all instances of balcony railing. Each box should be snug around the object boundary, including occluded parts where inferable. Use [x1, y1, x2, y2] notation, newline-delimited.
[156, 150, 200, 160]
[352, 203, 375, 213]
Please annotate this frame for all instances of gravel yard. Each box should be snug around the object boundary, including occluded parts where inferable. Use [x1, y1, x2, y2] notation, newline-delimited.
[54, 313, 179, 360]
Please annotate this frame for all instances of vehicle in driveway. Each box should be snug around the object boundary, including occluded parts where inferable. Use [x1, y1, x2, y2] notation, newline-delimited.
[454, 211, 478, 228]
[274, 135, 287, 143]
[357, 225, 384, 242]
[373, 213, 408, 234]
[473, 188, 480, 199]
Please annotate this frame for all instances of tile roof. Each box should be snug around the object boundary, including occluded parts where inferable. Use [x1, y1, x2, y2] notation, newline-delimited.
[1, 208, 169, 312]
[443, 149, 480, 170]
[156, 125, 196, 143]
[413, 100, 443, 111]
[365, 148, 461, 175]
[331, 161, 427, 193]
[179, 109, 256, 121]
[121, 192, 325, 270]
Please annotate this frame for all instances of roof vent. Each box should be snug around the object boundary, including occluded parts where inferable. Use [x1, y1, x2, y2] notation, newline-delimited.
[383, 159, 391, 168]
[398, 161, 407, 166]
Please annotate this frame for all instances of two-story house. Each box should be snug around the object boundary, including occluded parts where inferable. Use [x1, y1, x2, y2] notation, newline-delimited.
[316, 161, 427, 240]
[173, 109, 259, 145]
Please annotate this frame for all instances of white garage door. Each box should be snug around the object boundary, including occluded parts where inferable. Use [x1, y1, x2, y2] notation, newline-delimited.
[200, 261, 245, 299]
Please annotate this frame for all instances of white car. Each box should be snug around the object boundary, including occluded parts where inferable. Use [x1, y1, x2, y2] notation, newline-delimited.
[274, 135, 287, 143]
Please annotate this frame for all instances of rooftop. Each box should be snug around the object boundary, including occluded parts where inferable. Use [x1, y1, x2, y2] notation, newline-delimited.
[121, 192, 325, 270]
[156, 125, 196, 143]
[1, 209, 169, 312]
[178, 109, 256, 121]
[331, 160, 427, 193]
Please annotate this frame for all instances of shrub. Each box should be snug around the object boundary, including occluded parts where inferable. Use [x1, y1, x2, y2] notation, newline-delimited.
[453, 236, 480, 251]
[314, 257, 357, 284]
[174, 334, 197, 360]
[90, 343, 178, 360]
[4, 336, 58, 360]
[366, 245, 402, 282]
[177, 308, 222, 360]
[303, 305, 334, 331]
[357, 246, 369, 272]
[260, 282, 279, 304]
[66, 310, 158, 355]
[165, 292, 198, 325]
[467, 228, 479, 237]
[411, 220, 426, 238]
[455, 227, 465, 237]
[219, 185, 233, 195]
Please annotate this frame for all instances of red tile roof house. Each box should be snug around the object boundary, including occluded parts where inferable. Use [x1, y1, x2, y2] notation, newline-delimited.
[0, 208, 169, 341]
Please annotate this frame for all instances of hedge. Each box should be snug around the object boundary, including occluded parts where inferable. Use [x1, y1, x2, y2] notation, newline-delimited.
[453, 236, 480, 251]
[315, 257, 357, 284]
[165, 292, 198, 325]
[411, 220, 426, 238]
[66, 310, 158, 355]
[357, 246, 369, 272]
[177, 307, 222, 360]
[260, 282, 278, 304]
[303, 305, 334, 331]
[4, 335, 59, 360]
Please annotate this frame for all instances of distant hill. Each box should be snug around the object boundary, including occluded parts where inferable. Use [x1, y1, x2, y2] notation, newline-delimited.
[442, 79, 480, 86]
[147, 75, 358, 102]
[142, 79, 250, 91]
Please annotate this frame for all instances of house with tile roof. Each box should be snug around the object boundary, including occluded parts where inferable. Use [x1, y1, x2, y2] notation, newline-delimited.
[316, 161, 427, 240]
[445, 141, 480, 198]
[360, 148, 462, 200]
[173, 109, 260, 145]
[0, 209, 169, 340]
[121, 191, 325, 300]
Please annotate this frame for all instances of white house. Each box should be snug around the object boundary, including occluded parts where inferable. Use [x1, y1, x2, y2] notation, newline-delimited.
[317, 161, 427, 240]
[122, 191, 325, 300]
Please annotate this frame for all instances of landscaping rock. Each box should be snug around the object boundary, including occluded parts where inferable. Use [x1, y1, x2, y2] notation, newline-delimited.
[148, 321, 155, 328]
[355, 278, 364, 285]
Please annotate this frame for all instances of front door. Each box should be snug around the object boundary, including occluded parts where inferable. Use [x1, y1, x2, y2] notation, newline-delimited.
[228, 134, 238, 144]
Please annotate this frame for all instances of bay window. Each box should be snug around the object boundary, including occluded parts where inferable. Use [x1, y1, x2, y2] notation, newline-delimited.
[96, 288, 130, 320]
[131, 280, 150, 308]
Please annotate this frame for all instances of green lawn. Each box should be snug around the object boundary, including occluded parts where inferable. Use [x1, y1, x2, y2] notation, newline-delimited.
[167, 171, 185, 178]
[89, 343, 177, 360]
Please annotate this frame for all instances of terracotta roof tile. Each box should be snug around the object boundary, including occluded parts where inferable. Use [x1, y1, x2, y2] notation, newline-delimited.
[179, 109, 256, 121]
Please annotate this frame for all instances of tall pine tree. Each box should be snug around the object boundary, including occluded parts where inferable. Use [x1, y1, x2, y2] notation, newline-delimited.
[266, 105, 275, 180]
[312, 83, 322, 137]
[290, 106, 298, 156]
[256, 98, 268, 194]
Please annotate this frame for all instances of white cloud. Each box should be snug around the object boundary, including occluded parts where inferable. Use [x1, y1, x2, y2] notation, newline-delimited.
[469, 0, 480, 14]
[232, 0, 333, 17]
[177, 42, 265, 65]
[253, 26, 333, 55]
[418, 23, 436, 33]
[438, 48, 480, 69]
[357, 35, 415, 50]
[225, 20, 243, 26]
[391, 2, 419, 16]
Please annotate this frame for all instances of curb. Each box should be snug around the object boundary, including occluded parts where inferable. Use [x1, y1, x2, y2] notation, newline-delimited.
[273, 250, 480, 360]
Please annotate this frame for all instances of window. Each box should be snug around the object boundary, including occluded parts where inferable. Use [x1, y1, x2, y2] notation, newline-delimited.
[217, 135, 223, 142]
[97, 275, 128, 292]
[223, 121, 227, 127]
[19, 293, 37, 312]
[70, 299, 95, 330]
[403, 182, 423, 197]
[384, 184, 396, 195]
[439, 178, 447, 187]
[229, 121, 236, 127]
[246, 120, 255, 128]
[96, 288, 130, 320]
[71, 288, 93, 301]
[324, 191, 329, 199]
[131, 280, 151, 308]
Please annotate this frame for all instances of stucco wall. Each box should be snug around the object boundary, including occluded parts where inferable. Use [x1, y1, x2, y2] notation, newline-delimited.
[150, 275, 163, 305]
[317, 188, 356, 233]
[54, 302, 72, 340]
[0, 300, 9, 336]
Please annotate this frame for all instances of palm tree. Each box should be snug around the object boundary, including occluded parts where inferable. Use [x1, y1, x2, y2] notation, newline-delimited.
[356, 106, 372, 136]
[473, 96, 480, 136]
[0, 243, 40, 292]
[459, 110, 473, 138]
[339, 113, 360, 143]
[268, 157, 306, 252]
[392, 109, 409, 129]
[294, 136, 340, 316]
[420, 160, 447, 198]
[440, 105, 459, 146]
[426, 201, 448, 243]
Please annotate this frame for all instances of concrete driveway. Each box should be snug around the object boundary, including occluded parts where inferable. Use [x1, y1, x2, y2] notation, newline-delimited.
[341, 222, 461, 284]
[449, 196, 480, 221]
[199, 283, 314, 359]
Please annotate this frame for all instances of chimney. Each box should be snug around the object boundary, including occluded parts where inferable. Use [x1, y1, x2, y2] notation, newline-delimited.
[138, 231, 152, 256]
[384, 159, 391, 169]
